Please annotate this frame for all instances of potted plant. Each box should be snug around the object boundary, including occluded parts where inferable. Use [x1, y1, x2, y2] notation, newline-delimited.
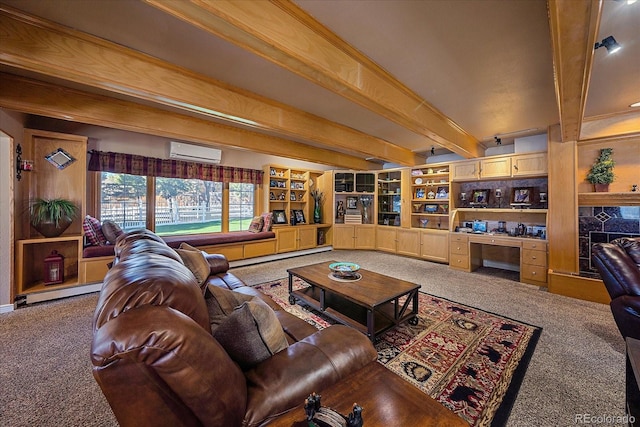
[29, 198, 79, 238]
[586, 148, 615, 192]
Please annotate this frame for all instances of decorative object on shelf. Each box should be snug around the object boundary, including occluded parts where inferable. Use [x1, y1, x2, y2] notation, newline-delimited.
[470, 189, 490, 207]
[427, 190, 436, 199]
[336, 200, 345, 222]
[414, 177, 423, 184]
[290, 192, 296, 201]
[311, 189, 325, 224]
[539, 192, 547, 203]
[43, 250, 64, 285]
[269, 191, 276, 200]
[420, 218, 429, 228]
[436, 186, 448, 199]
[441, 204, 449, 214]
[495, 188, 503, 207]
[413, 203, 422, 212]
[459, 192, 467, 207]
[29, 198, 79, 238]
[293, 209, 306, 224]
[633, 184, 638, 192]
[360, 196, 372, 224]
[415, 188, 425, 199]
[424, 204, 438, 213]
[15, 144, 34, 181]
[273, 210, 287, 224]
[510, 187, 533, 207]
[498, 220, 507, 233]
[45, 147, 76, 170]
[346, 197, 358, 210]
[586, 147, 615, 192]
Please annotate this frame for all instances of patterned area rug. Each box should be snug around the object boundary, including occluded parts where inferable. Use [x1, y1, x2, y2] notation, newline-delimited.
[255, 278, 541, 427]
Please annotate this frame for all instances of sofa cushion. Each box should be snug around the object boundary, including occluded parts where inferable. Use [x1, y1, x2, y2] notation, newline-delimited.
[101, 220, 124, 244]
[205, 283, 253, 328]
[83, 215, 107, 246]
[213, 297, 289, 370]
[176, 243, 212, 293]
[248, 216, 264, 233]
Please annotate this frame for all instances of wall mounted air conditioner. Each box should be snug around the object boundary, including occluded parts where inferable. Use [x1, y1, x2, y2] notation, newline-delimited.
[169, 142, 221, 164]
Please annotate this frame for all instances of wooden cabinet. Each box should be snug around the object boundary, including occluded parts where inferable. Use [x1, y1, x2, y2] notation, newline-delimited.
[420, 229, 449, 263]
[15, 130, 88, 298]
[449, 233, 470, 271]
[521, 240, 548, 285]
[512, 152, 547, 177]
[275, 225, 326, 253]
[480, 156, 511, 178]
[333, 171, 375, 225]
[333, 225, 376, 249]
[376, 227, 398, 253]
[396, 229, 420, 257]
[451, 161, 480, 181]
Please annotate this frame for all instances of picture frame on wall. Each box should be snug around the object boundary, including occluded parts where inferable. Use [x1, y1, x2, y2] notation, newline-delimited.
[511, 187, 533, 206]
[273, 210, 287, 224]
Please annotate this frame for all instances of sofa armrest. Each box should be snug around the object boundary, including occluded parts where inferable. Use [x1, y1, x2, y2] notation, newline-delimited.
[205, 253, 230, 275]
[611, 295, 640, 340]
[243, 325, 377, 426]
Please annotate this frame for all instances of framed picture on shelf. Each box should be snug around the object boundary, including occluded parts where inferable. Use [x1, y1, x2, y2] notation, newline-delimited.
[293, 209, 306, 224]
[290, 192, 296, 201]
[346, 196, 358, 210]
[435, 186, 448, 199]
[269, 191, 276, 201]
[511, 187, 533, 206]
[470, 189, 489, 206]
[273, 210, 287, 224]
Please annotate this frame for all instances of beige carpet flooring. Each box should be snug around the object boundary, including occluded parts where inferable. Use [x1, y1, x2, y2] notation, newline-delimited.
[0, 250, 626, 426]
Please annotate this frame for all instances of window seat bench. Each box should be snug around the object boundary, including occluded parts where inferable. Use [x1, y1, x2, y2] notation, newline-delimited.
[80, 231, 276, 284]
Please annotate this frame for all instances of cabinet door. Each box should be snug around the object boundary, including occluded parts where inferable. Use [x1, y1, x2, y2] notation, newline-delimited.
[275, 228, 297, 253]
[354, 226, 376, 249]
[420, 231, 449, 263]
[376, 227, 397, 252]
[480, 156, 511, 178]
[333, 225, 355, 249]
[297, 227, 317, 250]
[396, 229, 420, 257]
[451, 161, 479, 181]
[512, 152, 548, 177]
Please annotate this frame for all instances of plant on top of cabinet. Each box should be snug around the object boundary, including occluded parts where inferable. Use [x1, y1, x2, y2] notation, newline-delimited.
[586, 148, 615, 192]
[29, 198, 79, 238]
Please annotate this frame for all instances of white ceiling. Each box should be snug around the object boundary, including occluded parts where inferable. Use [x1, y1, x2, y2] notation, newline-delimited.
[1, 0, 638, 163]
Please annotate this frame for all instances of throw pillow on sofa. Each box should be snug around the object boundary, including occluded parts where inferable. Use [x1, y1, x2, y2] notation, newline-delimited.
[212, 297, 289, 370]
[205, 284, 253, 329]
[176, 243, 211, 291]
[83, 215, 107, 246]
[260, 212, 273, 232]
[101, 220, 124, 244]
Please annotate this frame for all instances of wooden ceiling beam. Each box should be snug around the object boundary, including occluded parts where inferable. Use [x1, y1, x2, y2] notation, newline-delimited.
[548, 0, 601, 142]
[0, 73, 378, 170]
[0, 6, 420, 166]
[145, 0, 482, 159]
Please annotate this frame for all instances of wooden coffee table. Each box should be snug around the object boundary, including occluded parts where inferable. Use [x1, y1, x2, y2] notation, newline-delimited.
[287, 261, 420, 341]
[267, 361, 468, 426]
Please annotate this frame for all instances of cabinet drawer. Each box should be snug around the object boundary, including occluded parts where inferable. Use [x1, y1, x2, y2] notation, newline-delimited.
[521, 264, 547, 283]
[469, 235, 516, 247]
[450, 234, 469, 244]
[449, 254, 470, 270]
[523, 240, 546, 251]
[450, 242, 468, 255]
[522, 249, 547, 267]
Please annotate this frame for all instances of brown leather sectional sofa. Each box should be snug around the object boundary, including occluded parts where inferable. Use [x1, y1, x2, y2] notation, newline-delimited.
[90, 229, 377, 426]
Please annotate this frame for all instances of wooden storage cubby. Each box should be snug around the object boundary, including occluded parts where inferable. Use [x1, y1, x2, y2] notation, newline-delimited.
[409, 164, 450, 231]
[15, 129, 88, 298]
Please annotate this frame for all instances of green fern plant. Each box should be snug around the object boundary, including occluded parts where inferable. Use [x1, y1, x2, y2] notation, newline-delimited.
[586, 148, 615, 185]
[29, 198, 78, 228]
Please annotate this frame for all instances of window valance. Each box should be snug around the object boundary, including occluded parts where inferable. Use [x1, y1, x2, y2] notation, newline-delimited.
[88, 150, 263, 184]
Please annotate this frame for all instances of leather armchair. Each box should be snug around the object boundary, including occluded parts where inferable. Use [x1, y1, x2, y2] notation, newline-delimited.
[591, 237, 640, 340]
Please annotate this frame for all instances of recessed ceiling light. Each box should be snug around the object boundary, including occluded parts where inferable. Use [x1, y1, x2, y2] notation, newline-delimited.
[630, 101, 640, 108]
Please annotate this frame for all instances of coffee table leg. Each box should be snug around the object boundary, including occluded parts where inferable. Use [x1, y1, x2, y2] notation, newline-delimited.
[367, 309, 374, 341]
[409, 290, 419, 325]
[288, 274, 296, 305]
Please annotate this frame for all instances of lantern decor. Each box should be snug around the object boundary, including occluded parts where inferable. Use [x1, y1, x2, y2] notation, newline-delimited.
[43, 250, 64, 285]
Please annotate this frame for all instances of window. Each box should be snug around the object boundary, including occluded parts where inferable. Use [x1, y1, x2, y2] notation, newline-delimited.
[229, 182, 255, 231]
[155, 178, 223, 236]
[100, 172, 147, 231]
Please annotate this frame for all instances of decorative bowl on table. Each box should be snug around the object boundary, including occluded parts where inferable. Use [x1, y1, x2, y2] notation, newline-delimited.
[329, 262, 360, 279]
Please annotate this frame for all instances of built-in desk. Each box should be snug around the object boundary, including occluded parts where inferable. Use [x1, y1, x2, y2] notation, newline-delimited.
[449, 232, 548, 285]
